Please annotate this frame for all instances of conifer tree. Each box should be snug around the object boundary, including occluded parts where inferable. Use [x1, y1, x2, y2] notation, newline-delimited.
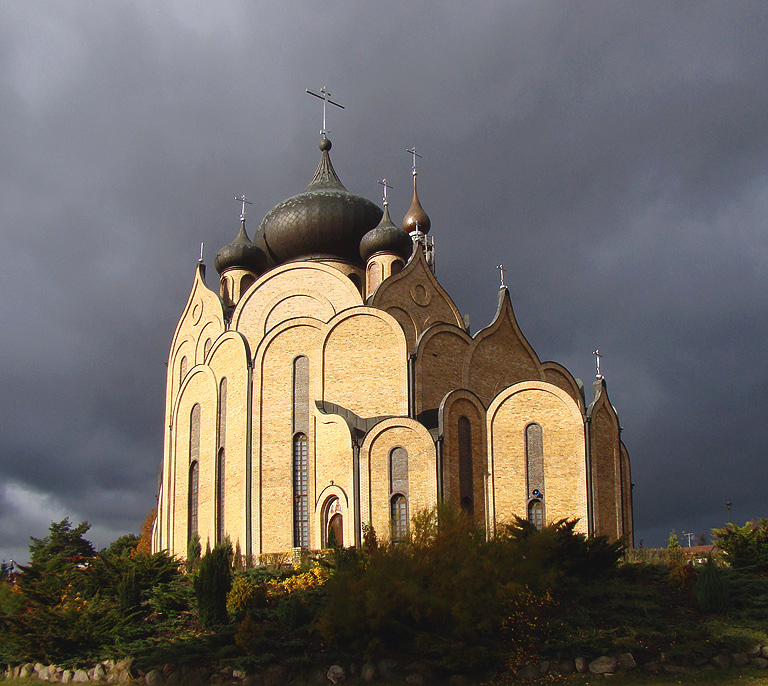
[194, 541, 232, 627]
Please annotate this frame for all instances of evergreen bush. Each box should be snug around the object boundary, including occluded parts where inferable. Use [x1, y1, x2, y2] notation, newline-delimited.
[194, 542, 232, 627]
[695, 555, 729, 613]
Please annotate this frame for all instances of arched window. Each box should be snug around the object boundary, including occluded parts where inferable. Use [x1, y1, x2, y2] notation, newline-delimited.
[293, 356, 309, 433]
[367, 262, 381, 292]
[293, 433, 309, 549]
[458, 416, 473, 515]
[188, 461, 199, 540]
[525, 423, 545, 528]
[188, 404, 201, 541]
[216, 379, 227, 543]
[324, 497, 343, 548]
[389, 447, 408, 495]
[216, 448, 225, 543]
[528, 499, 543, 530]
[391, 495, 408, 541]
[240, 274, 255, 296]
[204, 338, 212, 359]
[179, 356, 188, 387]
[221, 277, 230, 304]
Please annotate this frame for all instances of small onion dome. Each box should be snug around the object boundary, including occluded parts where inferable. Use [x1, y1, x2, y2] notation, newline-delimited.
[214, 220, 267, 275]
[360, 206, 414, 262]
[401, 172, 431, 234]
[255, 137, 383, 266]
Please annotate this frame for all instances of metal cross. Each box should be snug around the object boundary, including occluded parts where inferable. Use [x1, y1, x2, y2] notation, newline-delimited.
[199, 242, 204, 263]
[496, 264, 506, 288]
[306, 86, 344, 136]
[378, 178, 393, 206]
[406, 147, 422, 175]
[234, 194, 253, 220]
[593, 349, 602, 378]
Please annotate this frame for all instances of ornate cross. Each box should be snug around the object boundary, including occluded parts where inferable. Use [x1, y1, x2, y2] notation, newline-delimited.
[306, 86, 344, 136]
[496, 264, 506, 288]
[593, 349, 602, 378]
[378, 178, 393, 206]
[406, 146, 422, 175]
[234, 194, 253, 220]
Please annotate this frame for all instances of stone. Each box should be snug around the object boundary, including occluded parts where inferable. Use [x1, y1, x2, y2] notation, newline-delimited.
[378, 660, 398, 680]
[38, 665, 50, 681]
[307, 669, 326, 686]
[663, 665, 687, 674]
[72, 670, 89, 683]
[751, 658, 768, 669]
[21, 665, 34, 679]
[118, 671, 132, 685]
[115, 660, 132, 673]
[61, 671, 73, 684]
[164, 675, 180, 686]
[94, 665, 107, 682]
[732, 652, 749, 666]
[617, 653, 636, 671]
[209, 676, 224, 685]
[405, 675, 423, 685]
[183, 670, 205, 686]
[326, 666, 345, 685]
[574, 657, 588, 673]
[35, 664, 46, 674]
[643, 662, 661, 674]
[145, 670, 165, 686]
[263, 665, 289, 686]
[763, 646, 768, 659]
[360, 663, 376, 682]
[242, 676, 263, 686]
[589, 656, 617, 674]
[712, 655, 731, 669]
[232, 670, 246, 679]
[538, 661, 550, 675]
[515, 665, 539, 681]
[551, 660, 575, 675]
[747, 645, 762, 657]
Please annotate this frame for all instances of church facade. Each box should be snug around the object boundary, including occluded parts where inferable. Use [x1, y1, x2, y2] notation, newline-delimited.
[152, 135, 633, 560]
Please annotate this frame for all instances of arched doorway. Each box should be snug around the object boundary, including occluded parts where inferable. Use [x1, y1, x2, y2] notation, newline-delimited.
[325, 497, 343, 548]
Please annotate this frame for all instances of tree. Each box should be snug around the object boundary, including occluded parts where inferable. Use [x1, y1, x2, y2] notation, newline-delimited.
[194, 542, 232, 627]
[134, 508, 157, 557]
[712, 519, 768, 573]
[28, 519, 95, 568]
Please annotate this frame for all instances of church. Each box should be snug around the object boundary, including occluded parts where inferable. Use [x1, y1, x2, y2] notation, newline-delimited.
[151, 126, 633, 560]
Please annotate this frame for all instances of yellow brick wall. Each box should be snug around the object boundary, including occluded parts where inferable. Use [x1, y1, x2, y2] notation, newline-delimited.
[359, 419, 437, 542]
[415, 325, 472, 415]
[589, 401, 621, 540]
[487, 382, 588, 535]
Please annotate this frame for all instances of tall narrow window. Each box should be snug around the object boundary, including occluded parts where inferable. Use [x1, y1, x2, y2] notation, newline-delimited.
[188, 461, 199, 539]
[204, 338, 212, 359]
[525, 423, 545, 529]
[293, 433, 309, 548]
[458, 416, 473, 514]
[391, 495, 408, 541]
[180, 356, 188, 387]
[188, 404, 201, 540]
[216, 448, 225, 543]
[216, 379, 227, 543]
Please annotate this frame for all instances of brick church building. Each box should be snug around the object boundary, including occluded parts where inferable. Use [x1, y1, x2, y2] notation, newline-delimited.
[152, 132, 633, 560]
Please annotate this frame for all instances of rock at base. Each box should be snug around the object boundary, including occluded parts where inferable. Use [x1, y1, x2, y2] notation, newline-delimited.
[326, 665, 345, 684]
[515, 665, 539, 681]
[589, 656, 617, 675]
[732, 653, 749, 667]
[617, 653, 636, 670]
[574, 657, 588, 673]
[751, 658, 768, 669]
[712, 655, 731, 669]
[360, 662, 376, 682]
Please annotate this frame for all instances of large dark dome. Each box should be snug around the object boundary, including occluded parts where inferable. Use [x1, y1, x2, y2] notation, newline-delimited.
[254, 138, 382, 267]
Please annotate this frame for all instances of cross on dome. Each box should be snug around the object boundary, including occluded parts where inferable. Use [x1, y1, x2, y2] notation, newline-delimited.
[378, 178, 393, 206]
[306, 86, 345, 137]
[496, 264, 506, 289]
[593, 349, 603, 378]
[406, 146, 422, 176]
[234, 194, 253, 220]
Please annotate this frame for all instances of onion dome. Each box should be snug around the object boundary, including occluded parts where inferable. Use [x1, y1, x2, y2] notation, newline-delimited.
[402, 169, 431, 234]
[255, 137, 383, 266]
[360, 206, 414, 262]
[214, 219, 267, 275]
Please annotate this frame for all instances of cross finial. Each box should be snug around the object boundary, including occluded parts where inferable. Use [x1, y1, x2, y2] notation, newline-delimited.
[199, 242, 204, 263]
[306, 86, 345, 137]
[592, 349, 603, 378]
[406, 147, 422, 176]
[234, 194, 253, 220]
[378, 178, 393, 206]
[496, 264, 506, 289]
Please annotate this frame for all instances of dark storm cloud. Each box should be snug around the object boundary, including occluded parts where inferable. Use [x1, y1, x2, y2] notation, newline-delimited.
[1, 1, 767, 563]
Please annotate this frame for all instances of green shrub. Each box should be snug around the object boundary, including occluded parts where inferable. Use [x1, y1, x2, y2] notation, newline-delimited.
[713, 519, 768, 573]
[194, 542, 232, 627]
[227, 573, 266, 620]
[695, 555, 729, 613]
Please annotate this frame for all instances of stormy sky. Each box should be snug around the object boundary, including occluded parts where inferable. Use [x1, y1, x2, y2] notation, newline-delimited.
[2, 2, 767, 563]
